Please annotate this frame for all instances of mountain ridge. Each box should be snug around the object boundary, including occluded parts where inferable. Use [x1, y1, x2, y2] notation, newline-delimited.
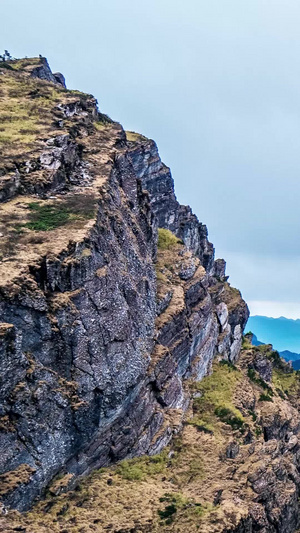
[247, 315, 300, 353]
[2, 57, 300, 533]
[251, 333, 300, 367]
[0, 57, 248, 513]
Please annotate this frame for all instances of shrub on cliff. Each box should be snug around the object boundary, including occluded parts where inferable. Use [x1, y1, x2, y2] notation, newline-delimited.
[158, 228, 182, 250]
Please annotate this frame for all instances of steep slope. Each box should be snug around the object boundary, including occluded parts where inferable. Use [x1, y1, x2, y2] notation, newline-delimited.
[3, 342, 300, 532]
[0, 57, 248, 514]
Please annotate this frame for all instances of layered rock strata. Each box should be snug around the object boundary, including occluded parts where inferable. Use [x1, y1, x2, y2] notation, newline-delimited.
[0, 58, 248, 511]
[3, 343, 300, 533]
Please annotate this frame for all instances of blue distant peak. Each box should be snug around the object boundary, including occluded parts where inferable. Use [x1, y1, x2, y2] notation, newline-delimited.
[247, 315, 300, 354]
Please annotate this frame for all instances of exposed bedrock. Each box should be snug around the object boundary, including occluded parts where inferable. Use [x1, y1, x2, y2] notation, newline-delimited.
[0, 67, 248, 511]
[30, 57, 66, 88]
[127, 138, 215, 272]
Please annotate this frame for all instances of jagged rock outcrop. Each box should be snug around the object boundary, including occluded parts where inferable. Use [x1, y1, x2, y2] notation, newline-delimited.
[0, 58, 248, 513]
[30, 57, 66, 88]
[127, 138, 215, 272]
[3, 343, 300, 533]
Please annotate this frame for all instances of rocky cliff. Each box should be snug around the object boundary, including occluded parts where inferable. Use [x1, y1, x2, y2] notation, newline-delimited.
[0, 57, 250, 521]
[4, 341, 300, 533]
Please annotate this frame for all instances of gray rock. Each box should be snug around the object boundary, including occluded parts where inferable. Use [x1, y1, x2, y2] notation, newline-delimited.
[179, 258, 197, 280]
[53, 72, 66, 88]
[216, 302, 229, 331]
[254, 354, 273, 383]
[0, 69, 249, 512]
[212, 258, 227, 280]
[157, 290, 173, 315]
[127, 139, 215, 272]
[226, 441, 240, 459]
[30, 58, 66, 87]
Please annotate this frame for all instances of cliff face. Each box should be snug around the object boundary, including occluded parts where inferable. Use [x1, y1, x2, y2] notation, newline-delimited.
[0, 58, 248, 513]
[4, 342, 300, 533]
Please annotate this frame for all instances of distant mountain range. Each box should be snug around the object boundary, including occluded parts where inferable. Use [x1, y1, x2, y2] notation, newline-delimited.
[247, 316, 300, 370]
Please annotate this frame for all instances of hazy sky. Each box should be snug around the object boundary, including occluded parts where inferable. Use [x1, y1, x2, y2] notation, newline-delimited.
[2, 0, 300, 318]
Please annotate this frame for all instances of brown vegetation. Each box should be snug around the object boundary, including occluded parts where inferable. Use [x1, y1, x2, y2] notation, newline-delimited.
[2, 345, 298, 532]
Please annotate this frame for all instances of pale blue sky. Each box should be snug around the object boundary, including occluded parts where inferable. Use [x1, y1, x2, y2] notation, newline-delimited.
[2, 0, 300, 317]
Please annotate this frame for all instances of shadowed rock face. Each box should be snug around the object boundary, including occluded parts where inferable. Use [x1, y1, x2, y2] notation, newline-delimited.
[2, 343, 300, 533]
[30, 57, 66, 88]
[0, 59, 248, 511]
[127, 139, 215, 272]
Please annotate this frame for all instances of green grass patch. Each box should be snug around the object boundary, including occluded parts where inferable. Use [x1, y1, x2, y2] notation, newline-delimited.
[192, 361, 245, 433]
[272, 368, 300, 397]
[214, 406, 245, 430]
[158, 503, 177, 523]
[155, 268, 168, 283]
[242, 336, 253, 349]
[0, 113, 39, 145]
[126, 130, 148, 142]
[25, 203, 70, 231]
[255, 426, 262, 437]
[186, 418, 214, 434]
[157, 228, 183, 250]
[259, 393, 273, 402]
[158, 493, 205, 525]
[115, 451, 168, 481]
[24, 196, 97, 231]
[219, 359, 238, 371]
[7, 57, 41, 71]
[94, 113, 113, 131]
[94, 122, 108, 131]
[0, 62, 14, 70]
[248, 409, 257, 422]
[0, 76, 64, 146]
[268, 349, 290, 371]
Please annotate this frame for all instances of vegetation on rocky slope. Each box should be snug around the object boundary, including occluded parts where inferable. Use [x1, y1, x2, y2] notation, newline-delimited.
[0, 56, 276, 533]
[2, 343, 300, 532]
[157, 228, 183, 250]
[0, 56, 118, 275]
[0, 57, 83, 156]
[0, 57, 250, 516]
[24, 196, 97, 231]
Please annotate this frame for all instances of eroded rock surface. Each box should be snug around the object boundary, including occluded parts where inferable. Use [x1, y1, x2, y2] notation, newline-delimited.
[0, 58, 248, 513]
[3, 344, 300, 533]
